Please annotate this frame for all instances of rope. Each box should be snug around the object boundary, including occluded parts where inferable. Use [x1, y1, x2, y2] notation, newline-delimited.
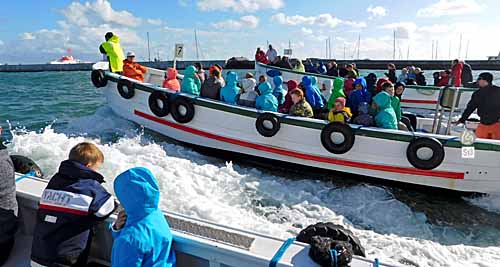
[15, 171, 36, 183]
[269, 237, 296, 267]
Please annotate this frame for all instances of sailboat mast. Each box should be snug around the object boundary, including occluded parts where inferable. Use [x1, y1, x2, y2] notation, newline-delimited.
[147, 32, 151, 62]
[357, 34, 360, 59]
[393, 30, 396, 60]
[194, 29, 200, 60]
[465, 40, 470, 59]
[458, 33, 463, 58]
[432, 40, 435, 60]
[435, 40, 439, 59]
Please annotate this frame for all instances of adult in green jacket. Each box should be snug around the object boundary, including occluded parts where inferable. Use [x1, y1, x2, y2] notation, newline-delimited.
[373, 91, 398, 130]
[327, 78, 346, 110]
[99, 32, 125, 73]
[181, 65, 202, 95]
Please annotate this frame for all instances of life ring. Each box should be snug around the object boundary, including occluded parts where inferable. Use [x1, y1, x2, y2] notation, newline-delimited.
[91, 70, 107, 88]
[406, 137, 445, 170]
[117, 79, 135, 99]
[255, 113, 280, 137]
[320, 123, 355, 154]
[10, 155, 44, 178]
[148, 91, 170, 117]
[170, 96, 195, 123]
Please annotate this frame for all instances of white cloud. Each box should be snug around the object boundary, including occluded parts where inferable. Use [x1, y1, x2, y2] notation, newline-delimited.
[146, 19, 163, 25]
[212, 15, 259, 30]
[20, 32, 36, 40]
[0, 40, 4, 46]
[197, 0, 284, 12]
[301, 27, 313, 35]
[417, 0, 484, 17]
[61, 0, 142, 27]
[367, 5, 387, 17]
[178, 0, 189, 6]
[271, 12, 364, 29]
[381, 22, 418, 39]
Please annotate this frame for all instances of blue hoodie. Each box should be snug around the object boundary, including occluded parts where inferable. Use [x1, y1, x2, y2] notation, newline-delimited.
[111, 168, 176, 267]
[255, 82, 278, 112]
[272, 76, 286, 105]
[302, 76, 324, 110]
[220, 71, 240, 105]
[373, 91, 398, 130]
[347, 77, 372, 115]
[181, 65, 201, 95]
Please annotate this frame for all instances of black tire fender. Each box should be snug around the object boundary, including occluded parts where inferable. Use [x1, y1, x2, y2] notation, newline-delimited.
[91, 69, 107, 88]
[148, 91, 170, 117]
[170, 95, 195, 123]
[406, 137, 445, 170]
[255, 113, 280, 137]
[320, 123, 355, 154]
[117, 79, 135, 99]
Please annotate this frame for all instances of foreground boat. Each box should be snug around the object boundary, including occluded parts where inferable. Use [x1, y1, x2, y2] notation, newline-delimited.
[90, 63, 500, 194]
[6, 173, 396, 267]
[255, 62, 476, 110]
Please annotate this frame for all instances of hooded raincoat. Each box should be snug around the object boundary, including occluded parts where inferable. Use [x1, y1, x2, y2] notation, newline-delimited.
[162, 68, 180, 91]
[111, 168, 176, 267]
[327, 78, 345, 110]
[279, 80, 299, 113]
[100, 35, 125, 73]
[347, 78, 372, 115]
[302, 76, 324, 110]
[293, 60, 305, 73]
[181, 65, 201, 95]
[255, 82, 278, 112]
[373, 91, 398, 130]
[220, 72, 240, 105]
[272, 76, 287, 105]
[352, 102, 374, 126]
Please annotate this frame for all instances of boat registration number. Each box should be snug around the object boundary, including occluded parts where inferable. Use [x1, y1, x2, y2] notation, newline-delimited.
[461, 147, 475, 159]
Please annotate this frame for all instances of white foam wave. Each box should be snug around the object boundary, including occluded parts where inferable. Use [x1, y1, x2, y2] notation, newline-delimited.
[467, 194, 500, 214]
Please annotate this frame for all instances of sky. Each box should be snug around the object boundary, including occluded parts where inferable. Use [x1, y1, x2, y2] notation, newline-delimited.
[0, 0, 499, 63]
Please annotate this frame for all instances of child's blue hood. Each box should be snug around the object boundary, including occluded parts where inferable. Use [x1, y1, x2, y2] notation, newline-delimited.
[114, 167, 160, 220]
[258, 81, 273, 95]
[273, 76, 283, 88]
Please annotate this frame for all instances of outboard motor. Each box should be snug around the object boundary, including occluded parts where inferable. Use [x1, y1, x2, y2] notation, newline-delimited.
[10, 155, 43, 178]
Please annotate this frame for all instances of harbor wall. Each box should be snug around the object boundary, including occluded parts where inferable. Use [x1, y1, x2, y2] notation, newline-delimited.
[1, 59, 500, 72]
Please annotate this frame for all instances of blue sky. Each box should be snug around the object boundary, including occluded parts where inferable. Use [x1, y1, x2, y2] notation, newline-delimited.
[0, 0, 498, 63]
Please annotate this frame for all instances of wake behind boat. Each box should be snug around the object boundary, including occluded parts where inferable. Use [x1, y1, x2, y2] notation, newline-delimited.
[91, 63, 500, 194]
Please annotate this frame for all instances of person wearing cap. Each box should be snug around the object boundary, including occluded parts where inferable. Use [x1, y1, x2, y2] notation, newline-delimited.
[99, 32, 125, 73]
[415, 67, 426, 86]
[123, 51, 148, 82]
[456, 72, 500, 140]
[0, 127, 18, 266]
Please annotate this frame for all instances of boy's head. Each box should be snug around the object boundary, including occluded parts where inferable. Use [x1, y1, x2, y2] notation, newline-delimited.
[291, 89, 304, 104]
[69, 142, 104, 170]
[259, 75, 267, 83]
[382, 82, 394, 96]
[395, 82, 405, 96]
[334, 97, 346, 111]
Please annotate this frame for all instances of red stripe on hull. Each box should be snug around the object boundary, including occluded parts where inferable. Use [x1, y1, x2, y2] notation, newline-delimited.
[401, 99, 438, 104]
[134, 110, 464, 180]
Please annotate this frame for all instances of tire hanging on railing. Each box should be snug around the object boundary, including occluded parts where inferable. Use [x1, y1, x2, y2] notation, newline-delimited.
[255, 113, 280, 137]
[117, 79, 135, 99]
[320, 123, 355, 154]
[91, 69, 107, 88]
[406, 137, 445, 170]
[148, 91, 170, 117]
[170, 95, 195, 123]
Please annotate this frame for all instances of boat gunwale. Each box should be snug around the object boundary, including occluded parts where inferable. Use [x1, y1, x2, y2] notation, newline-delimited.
[102, 72, 500, 152]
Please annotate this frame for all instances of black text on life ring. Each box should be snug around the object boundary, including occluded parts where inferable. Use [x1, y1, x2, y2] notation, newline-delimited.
[170, 96, 195, 123]
[320, 123, 355, 154]
[406, 137, 445, 170]
[91, 70, 107, 88]
[255, 113, 280, 137]
[148, 91, 170, 117]
[117, 79, 135, 99]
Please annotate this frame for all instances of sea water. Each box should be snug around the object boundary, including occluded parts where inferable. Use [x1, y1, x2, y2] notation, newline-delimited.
[1, 70, 500, 266]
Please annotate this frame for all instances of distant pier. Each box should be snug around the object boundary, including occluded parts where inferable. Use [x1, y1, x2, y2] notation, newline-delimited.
[1, 59, 500, 72]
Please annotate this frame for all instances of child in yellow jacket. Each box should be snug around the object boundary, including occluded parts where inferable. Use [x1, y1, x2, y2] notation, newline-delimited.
[327, 97, 352, 123]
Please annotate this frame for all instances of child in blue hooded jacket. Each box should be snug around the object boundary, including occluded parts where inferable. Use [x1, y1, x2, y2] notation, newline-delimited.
[272, 76, 287, 105]
[111, 167, 176, 267]
[256, 82, 278, 112]
[347, 77, 372, 116]
[220, 71, 240, 105]
[302, 76, 324, 111]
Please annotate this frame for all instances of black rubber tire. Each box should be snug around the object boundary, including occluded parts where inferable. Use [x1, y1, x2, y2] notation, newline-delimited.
[10, 155, 44, 178]
[296, 222, 365, 257]
[91, 70, 107, 88]
[117, 79, 135, 99]
[320, 123, 355, 154]
[406, 137, 445, 170]
[255, 113, 280, 137]
[170, 96, 195, 124]
[148, 91, 170, 117]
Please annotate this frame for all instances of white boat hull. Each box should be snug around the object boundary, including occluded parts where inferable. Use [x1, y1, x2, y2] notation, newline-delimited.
[98, 68, 500, 194]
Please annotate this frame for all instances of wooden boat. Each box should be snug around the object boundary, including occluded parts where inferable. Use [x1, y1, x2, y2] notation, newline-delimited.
[89, 63, 500, 195]
[5, 173, 397, 267]
[254, 62, 476, 110]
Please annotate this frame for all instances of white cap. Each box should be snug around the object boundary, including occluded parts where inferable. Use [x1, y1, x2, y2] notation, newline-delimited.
[127, 51, 136, 57]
